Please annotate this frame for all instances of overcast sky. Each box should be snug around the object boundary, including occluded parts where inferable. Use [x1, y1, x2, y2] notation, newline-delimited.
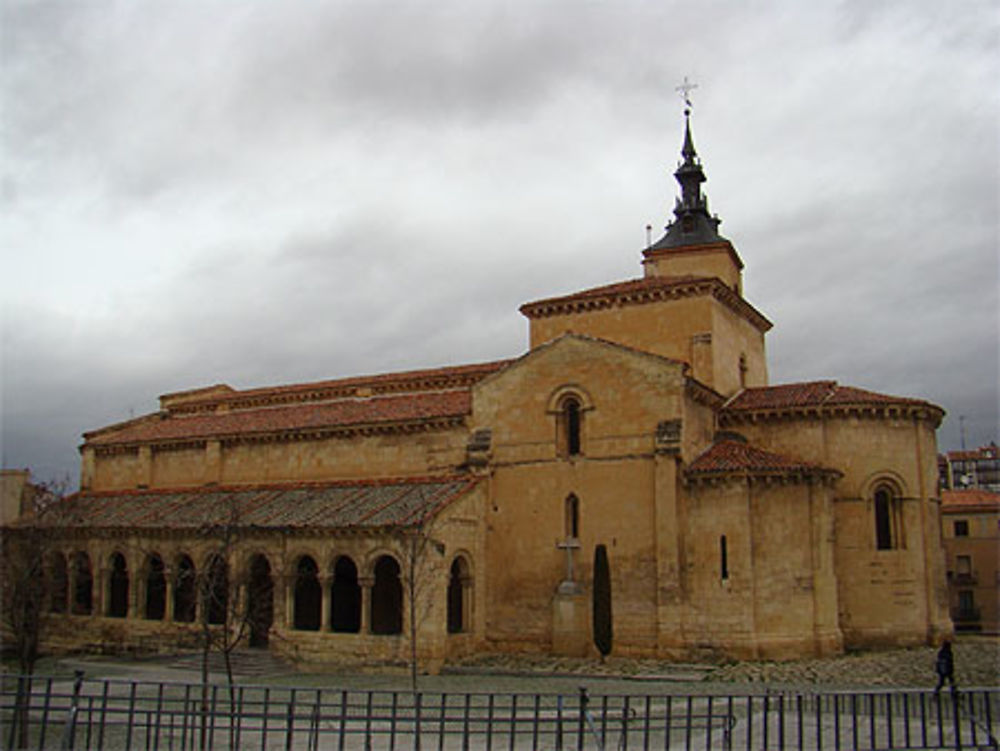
[2, 1, 997, 487]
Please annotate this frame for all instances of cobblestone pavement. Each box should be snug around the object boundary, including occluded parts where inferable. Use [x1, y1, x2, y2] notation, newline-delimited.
[447, 635, 999, 690]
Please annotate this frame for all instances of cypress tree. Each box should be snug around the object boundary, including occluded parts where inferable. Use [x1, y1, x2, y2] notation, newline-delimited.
[592, 544, 612, 661]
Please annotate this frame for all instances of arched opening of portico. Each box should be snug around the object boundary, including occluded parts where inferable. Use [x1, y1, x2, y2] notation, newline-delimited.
[447, 555, 471, 634]
[247, 554, 274, 647]
[294, 555, 321, 631]
[331, 555, 361, 633]
[107, 553, 128, 618]
[72, 552, 93, 615]
[173, 555, 197, 623]
[145, 554, 166, 620]
[371, 555, 402, 635]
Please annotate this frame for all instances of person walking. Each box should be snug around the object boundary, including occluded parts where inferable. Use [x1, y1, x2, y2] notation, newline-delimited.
[934, 640, 956, 695]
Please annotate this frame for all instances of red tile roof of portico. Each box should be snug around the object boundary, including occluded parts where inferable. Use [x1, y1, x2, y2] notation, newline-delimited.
[45, 476, 479, 532]
[85, 390, 472, 447]
[687, 439, 840, 480]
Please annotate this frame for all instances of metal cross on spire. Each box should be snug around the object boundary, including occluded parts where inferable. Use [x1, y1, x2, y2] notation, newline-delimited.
[675, 76, 698, 114]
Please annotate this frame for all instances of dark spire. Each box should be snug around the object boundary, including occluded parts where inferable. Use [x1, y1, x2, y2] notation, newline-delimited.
[648, 108, 726, 250]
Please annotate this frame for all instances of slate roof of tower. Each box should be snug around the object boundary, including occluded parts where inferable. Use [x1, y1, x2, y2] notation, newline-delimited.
[687, 439, 838, 477]
[36, 477, 479, 531]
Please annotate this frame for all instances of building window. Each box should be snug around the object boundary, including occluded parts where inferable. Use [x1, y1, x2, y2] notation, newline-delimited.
[564, 494, 580, 540]
[331, 556, 361, 633]
[958, 589, 975, 613]
[874, 485, 901, 550]
[956, 555, 971, 576]
[953, 520, 969, 537]
[560, 396, 582, 457]
[294, 556, 321, 631]
[720, 535, 729, 580]
[107, 552, 129, 618]
[447, 556, 471, 634]
[738, 355, 748, 388]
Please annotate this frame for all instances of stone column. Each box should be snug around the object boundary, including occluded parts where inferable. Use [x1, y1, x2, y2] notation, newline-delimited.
[164, 566, 175, 622]
[284, 575, 296, 629]
[359, 576, 374, 633]
[320, 575, 332, 631]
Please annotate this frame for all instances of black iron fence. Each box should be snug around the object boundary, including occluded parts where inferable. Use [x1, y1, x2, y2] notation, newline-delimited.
[1, 672, 997, 750]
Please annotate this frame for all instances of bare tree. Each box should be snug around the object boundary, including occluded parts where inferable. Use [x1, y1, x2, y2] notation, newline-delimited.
[399, 516, 448, 692]
[0, 478, 69, 748]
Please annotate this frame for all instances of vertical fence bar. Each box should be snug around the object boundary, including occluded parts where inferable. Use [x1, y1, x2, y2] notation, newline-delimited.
[814, 693, 822, 751]
[621, 695, 631, 751]
[485, 694, 494, 751]
[663, 694, 673, 751]
[507, 694, 516, 751]
[124, 681, 138, 751]
[952, 690, 963, 751]
[577, 688, 586, 751]
[365, 691, 375, 749]
[37, 676, 54, 751]
[96, 679, 109, 749]
[437, 692, 447, 751]
[643, 695, 651, 751]
[415, 692, 423, 751]
[902, 692, 910, 748]
[795, 693, 803, 750]
[555, 694, 563, 751]
[743, 695, 752, 751]
[461, 692, 471, 751]
[285, 688, 296, 751]
[705, 695, 714, 751]
[761, 695, 769, 751]
[389, 691, 399, 751]
[919, 691, 928, 749]
[684, 695, 693, 751]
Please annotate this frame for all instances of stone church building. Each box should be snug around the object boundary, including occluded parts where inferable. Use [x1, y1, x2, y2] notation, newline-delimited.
[26, 113, 952, 668]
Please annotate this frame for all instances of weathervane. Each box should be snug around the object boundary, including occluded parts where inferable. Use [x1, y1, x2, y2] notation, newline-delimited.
[675, 76, 698, 114]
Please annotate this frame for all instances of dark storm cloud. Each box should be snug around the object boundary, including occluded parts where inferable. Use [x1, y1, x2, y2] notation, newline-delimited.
[1, 0, 997, 485]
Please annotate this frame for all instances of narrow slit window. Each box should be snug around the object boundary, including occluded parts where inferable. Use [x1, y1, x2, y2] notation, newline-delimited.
[720, 535, 729, 580]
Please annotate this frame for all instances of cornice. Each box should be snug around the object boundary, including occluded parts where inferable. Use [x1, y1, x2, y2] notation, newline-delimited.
[519, 277, 772, 333]
[719, 401, 945, 429]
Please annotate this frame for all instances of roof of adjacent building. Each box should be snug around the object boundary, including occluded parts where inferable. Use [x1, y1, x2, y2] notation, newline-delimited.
[686, 438, 840, 480]
[32, 476, 480, 532]
[941, 489, 1000, 513]
[85, 390, 472, 448]
[721, 381, 943, 423]
[518, 275, 772, 332]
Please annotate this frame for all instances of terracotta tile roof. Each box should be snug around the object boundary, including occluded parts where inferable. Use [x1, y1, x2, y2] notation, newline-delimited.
[161, 359, 512, 413]
[86, 390, 471, 447]
[687, 439, 838, 478]
[941, 489, 1000, 513]
[518, 276, 772, 332]
[723, 381, 942, 414]
[44, 477, 479, 531]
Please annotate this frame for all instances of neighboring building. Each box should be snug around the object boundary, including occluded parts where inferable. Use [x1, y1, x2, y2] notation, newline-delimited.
[7, 111, 953, 668]
[0, 469, 35, 527]
[939, 443, 1000, 493]
[941, 489, 1000, 634]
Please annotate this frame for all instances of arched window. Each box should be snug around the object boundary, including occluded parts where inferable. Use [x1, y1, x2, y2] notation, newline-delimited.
[247, 555, 274, 648]
[294, 555, 321, 631]
[447, 556, 470, 634]
[50, 552, 68, 614]
[331, 556, 361, 633]
[173, 555, 197, 623]
[563, 397, 582, 456]
[738, 354, 748, 388]
[107, 552, 129, 618]
[204, 555, 228, 625]
[145, 554, 166, 620]
[71, 552, 93, 615]
[371, 555, 402, 635]
[874, 485, 900, 550]
[564, 494, 580, 540]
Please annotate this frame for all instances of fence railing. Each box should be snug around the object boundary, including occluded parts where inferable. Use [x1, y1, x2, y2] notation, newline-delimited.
[1, 672, 998, 750]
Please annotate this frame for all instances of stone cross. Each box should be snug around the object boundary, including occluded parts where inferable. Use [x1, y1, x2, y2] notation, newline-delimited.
[556, 537, 581, 585]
